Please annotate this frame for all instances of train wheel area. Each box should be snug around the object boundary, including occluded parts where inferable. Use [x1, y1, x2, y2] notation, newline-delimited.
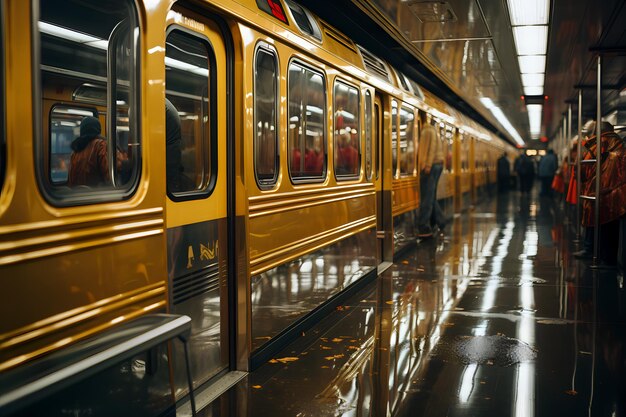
[182, 189, 626, 416]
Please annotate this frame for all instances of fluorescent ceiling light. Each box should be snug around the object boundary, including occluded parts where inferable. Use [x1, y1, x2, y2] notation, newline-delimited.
[513, 26, 548, 55]
[507, 0, 550, 26]
[480, 97, 525, 146]
[165, 57, 209, 77]
[39, 21, 108, 50]
[521, 73, 545, 87]
[518, 55, 546, 74]
[527, 104, 542, 137]
[524, 86, 543, 95]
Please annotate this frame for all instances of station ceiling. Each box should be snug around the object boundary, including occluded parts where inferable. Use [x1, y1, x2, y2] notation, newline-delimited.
[300, 0, 626, 147]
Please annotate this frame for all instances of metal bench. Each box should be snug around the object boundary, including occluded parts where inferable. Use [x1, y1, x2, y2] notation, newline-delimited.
[0, 314, 196, 416]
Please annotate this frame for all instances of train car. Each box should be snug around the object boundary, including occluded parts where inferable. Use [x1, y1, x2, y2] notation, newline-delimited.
[0, 0, 517, 414]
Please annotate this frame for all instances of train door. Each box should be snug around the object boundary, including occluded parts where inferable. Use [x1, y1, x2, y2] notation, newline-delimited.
[375, 93, 392, 262]
[164, 7, 231, 396]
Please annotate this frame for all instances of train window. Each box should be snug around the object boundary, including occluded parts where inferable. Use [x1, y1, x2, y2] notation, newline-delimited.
[254, 45, 279, 188]
[333, 80, 360, 179]
[49, 106, 99, 185]
[364, 91, 373, 181]
[398, 73, 410, 92]
[288, 61, 326, 181]
[165, 29, 214, 198]
[391, 100, 398, 178]
[284, 0, 322, 41]
[399, 106, 415, 176]
[37, 0, 140, 204]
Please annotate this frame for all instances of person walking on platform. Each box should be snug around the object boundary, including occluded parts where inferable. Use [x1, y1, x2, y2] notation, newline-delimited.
[538, 149, 558, 197]
[574, 121, 626, 267]
[497, 152, 510, 193]
[417, 113, 445, 238]
[515, 152, 535, 194]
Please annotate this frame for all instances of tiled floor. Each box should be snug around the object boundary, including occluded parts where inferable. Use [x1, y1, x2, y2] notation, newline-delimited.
[198, 191, 626, 416]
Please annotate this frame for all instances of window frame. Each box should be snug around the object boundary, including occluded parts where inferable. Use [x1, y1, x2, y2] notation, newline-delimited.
[398, 104, 416, 177]
[364, 90, 373, 181]
[253, 42, 280, 190]
[164, 25, 218, 202]
[33, 0, 142, 206]
[333, 78, 361, 181]
[287, 58, 327, 184]
[391, 99, 398, 178]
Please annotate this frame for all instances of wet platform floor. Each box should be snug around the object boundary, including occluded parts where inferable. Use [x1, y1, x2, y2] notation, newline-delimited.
[198, 192, 626, 416]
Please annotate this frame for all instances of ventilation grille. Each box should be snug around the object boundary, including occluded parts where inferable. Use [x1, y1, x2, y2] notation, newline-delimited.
[172, 263, 220, 305]
[357, 45, 391, 82]
[322, 23, 357, 54]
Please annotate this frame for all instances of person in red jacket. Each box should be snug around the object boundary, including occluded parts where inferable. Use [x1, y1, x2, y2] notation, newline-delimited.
[68, 116, 110, 187]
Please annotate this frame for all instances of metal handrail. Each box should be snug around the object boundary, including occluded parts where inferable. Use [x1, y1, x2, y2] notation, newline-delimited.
[575, 55, 604, 267]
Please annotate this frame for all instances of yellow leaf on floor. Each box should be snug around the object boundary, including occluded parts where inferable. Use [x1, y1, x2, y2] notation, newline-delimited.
[324, 354, 345, 360]
[275, 357, 299, 363]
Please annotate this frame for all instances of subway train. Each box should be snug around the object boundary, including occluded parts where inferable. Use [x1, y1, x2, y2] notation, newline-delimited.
[0, 0, 517, 414]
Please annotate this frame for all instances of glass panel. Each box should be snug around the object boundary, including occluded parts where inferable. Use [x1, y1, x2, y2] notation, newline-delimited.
[165, 29, 212, 196]
[399, 106, 415, 176]
[254, 47, 278, 187]
[285, 0, 320, 40]
[50, 106, 98, 184]
[391, 100, 398, 178]
[444, 126, 453, 172]
[39, 0, 139, 202]
[364, 91, 373, 181]
[334, 81, 360, 178]
[288, 62, 325, 180]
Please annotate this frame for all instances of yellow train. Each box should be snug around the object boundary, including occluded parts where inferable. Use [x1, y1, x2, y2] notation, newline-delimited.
[0, 0, 516, 414]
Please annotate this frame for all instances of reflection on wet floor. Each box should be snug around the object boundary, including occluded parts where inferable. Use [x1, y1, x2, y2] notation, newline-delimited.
[199, 191, 626, 416]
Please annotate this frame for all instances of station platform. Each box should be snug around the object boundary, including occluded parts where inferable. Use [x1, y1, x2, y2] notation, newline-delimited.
[185, 190, 626, 416]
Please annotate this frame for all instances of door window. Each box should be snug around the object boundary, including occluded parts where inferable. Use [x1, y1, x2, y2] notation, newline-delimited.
[165, 29, 215, 198]
[37, 0, 140, 204]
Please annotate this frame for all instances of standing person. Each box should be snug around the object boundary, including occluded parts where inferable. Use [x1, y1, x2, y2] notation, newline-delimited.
[68, 116, 110, 187]
[497, 152, 510, 193]
[417, 113, 445, 238]
[538, 149, 558, 197]
[165, 97, 184, 192]
[515, 152, 535, 194]
[576, 121, 626, 267]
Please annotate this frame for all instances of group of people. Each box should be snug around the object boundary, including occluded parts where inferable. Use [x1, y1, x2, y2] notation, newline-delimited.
[496, 121, 626, 268]
[68, 110, 625, 266]
[497, 148, 559, 197]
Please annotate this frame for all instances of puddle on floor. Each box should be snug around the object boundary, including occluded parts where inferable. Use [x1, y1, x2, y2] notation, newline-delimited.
[431, 334, 537, 366]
